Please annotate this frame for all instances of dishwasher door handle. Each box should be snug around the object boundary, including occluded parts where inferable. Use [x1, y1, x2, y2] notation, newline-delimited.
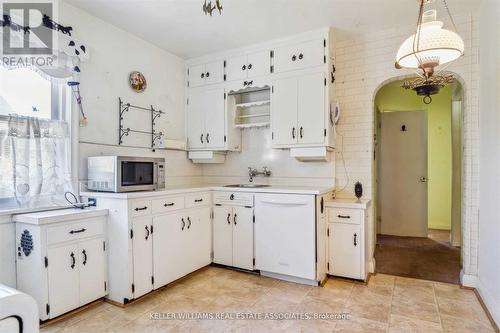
[259, 200, 309, 206]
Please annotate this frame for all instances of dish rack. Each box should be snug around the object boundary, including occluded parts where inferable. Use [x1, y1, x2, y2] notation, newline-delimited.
[228, 86, 271, 129]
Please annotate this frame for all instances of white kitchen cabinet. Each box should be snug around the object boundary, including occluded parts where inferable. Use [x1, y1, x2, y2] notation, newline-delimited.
[188, 60, 224, 87]
[226, 50, 270, 82]
[14, 209, 108, 320]
[273, 38, 325, 74]
[213, 192, 254, 271]
[271, 71, 327, 148]
[132, 217, 153, 298]
[326, 200, 371, 281]
[186, 206, 212, 272]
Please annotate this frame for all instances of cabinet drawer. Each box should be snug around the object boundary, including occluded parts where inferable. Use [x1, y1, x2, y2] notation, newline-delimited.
[185, 192, 211, 208]
[213, 192, 254, 207]
[130, 200, 152, 217]
[47, 218, 105, 245]
[152, 196, 185, 214]
[328, 208, 361, 224]
[273, 39, 325, 73]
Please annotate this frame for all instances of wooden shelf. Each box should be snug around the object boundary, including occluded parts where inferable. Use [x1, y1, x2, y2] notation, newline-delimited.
[235, 100, 270, 108]
[238, 113, 269, 119]
[235, 122, 270, 129]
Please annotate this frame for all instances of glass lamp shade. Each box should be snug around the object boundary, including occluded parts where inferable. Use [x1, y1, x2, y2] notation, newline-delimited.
[396, 20, 464, 69]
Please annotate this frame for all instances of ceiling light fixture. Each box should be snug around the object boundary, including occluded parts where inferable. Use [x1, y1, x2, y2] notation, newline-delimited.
[396, 0, 464, 104]
[203, 0, 223, 16]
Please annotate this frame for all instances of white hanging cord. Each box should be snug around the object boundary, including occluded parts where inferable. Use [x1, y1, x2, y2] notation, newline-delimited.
[336, 128, 350, 193]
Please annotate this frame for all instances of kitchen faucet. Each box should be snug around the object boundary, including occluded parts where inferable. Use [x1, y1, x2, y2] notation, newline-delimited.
[248, 167, 271, 183]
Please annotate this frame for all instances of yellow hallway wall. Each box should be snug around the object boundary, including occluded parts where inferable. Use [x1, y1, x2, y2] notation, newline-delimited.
[376, 82, 453, 230]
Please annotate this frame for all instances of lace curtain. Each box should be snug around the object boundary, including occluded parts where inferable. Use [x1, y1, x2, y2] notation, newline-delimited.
[0, 115, 73, 208]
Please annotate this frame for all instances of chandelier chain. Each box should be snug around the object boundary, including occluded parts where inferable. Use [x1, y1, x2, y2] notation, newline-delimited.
[442, 0, 459, 33]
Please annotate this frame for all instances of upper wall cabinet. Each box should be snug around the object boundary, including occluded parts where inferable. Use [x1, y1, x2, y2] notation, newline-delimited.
[188, 60, 225, 88]
[272, 39, 326, 74]
[226, 50, 271, 81]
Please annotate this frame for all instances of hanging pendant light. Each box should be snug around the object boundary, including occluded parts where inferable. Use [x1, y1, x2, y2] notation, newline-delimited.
[396, 0, 464, 104]
[203, 0, 223, 16]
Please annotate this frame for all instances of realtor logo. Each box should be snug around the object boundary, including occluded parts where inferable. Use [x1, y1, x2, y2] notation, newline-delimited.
[1, 1, 53, 55]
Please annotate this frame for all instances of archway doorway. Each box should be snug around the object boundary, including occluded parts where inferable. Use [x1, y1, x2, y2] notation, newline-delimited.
[373, 78, 464, 284]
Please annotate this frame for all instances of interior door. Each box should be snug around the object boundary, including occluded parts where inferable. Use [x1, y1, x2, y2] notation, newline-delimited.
[271, 76, 298, 146]
[379, 110, 428, 237]
[204, 60, 225, 85]
[204, 87, 226, 149]
[298, 72, 325, 145]
[186, 207, 212, 272]
[247, 50, 270, 78]
[188, 64, 206, 88]
[152, 212, 186, 287]
[78, 238, 106, 305]
[213, 206, 233, 266]
[328, 223, 361, 279]
[232, 206, 254, 270]
[132, 217, 153, 298]
[225, 55, 248, 81]
[47, 244, 79, 318]
[186, 88, 206, 149]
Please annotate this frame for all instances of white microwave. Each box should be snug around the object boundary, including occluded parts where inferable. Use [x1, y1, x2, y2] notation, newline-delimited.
[87, 156, 165, 192]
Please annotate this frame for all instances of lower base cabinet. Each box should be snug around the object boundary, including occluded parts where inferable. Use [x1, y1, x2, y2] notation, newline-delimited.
[132, 217, 154, 298]
[14, 209, 108, 320]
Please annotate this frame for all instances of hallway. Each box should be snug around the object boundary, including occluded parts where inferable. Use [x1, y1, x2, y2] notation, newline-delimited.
[374, 230, 461, 284]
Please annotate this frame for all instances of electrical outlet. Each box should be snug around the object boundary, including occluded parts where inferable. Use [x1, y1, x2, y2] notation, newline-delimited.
[88, 198, 97, 207]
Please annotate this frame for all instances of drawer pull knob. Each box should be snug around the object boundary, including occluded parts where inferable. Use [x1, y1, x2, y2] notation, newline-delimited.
[248, 64, 252, 69]
[70, 252, 75, 269]
[337, 215, 351, 219]
[164, 203, 175, 207]
[292, 55, 297, 61]
[353, 233, 358, 246]
[298, 53, 304, 60]
[230, 194, 235, 200]
[187, 217, 192, 229]
[69, 228, 86, 234]
[82, 249, 87, 265]
[242, 65, 246, 70]
[135, 206, 148, 211]
[195, 199, 203, 203]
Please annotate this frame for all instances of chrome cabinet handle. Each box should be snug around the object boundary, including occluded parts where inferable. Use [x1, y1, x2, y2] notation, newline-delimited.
[70, 252, 75, 269]
[227, 213, 231, 225]
[181, 218, 186, 231]
[233, 213, 237, 225]
[145, 225, 150, 240]
[187, 217, 191, 229]
[353, 233, 358, 246]
[82, 249, 87, 265]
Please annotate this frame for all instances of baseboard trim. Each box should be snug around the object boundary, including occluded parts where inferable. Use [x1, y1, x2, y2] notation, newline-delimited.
[476, 278, 500, 330]
[460, 270, 478, 287]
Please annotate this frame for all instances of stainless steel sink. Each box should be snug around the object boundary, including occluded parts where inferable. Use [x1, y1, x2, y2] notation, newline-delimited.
[224, 184, 271, 188]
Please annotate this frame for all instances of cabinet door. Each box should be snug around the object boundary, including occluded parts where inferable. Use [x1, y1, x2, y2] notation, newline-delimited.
[204, 87, 226, 149]
[188, 64, 206, 88]
[273, 39, 324, 73]
[298, 72, 325, 145]
[271, 76, 298, 146]
[232, 206, 254, 270]
[153, 212, 186, 287]
[213, 206, 233, 266]
[247, 50, 270, 78]
[132, 217, 153, 298]
[204, 60, 225, 85]
[225, 55, 248, 82]
[187, 88, 206, 149]
[328, 223, 362, 279]
[186, 207, 212, 272]
[47, 244, 80, 318]
[78, 238, 106, 306]
[273, 43, 298, 74]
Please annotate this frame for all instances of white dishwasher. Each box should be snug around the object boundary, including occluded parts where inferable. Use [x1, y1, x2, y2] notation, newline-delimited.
[254, 193, 316, 283]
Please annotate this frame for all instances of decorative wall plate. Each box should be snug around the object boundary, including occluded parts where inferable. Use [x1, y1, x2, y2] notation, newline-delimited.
[129, 71, 147, 93]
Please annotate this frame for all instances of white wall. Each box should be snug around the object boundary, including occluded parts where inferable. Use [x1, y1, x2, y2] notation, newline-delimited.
[477, 0, 500, 325]
[333, 13, 480, 282]
[0, 216, 16, 288]
[59, 2, 202, 185]
[202, 128, 335, 187]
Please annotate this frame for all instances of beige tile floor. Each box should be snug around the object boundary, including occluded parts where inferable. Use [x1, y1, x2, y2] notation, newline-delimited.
[41, 266, 496, 333]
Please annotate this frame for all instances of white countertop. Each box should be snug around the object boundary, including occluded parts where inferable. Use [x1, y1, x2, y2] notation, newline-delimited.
[13, 207, 109, 225]
[324, 198, 371, 209]
[80, 184, 335, 199]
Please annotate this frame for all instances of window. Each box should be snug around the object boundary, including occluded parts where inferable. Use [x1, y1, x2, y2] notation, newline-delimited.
[0, 67, 72, 209]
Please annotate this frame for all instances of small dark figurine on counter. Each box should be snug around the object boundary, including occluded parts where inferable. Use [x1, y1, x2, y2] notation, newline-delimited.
[355, 182, 363, 202]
